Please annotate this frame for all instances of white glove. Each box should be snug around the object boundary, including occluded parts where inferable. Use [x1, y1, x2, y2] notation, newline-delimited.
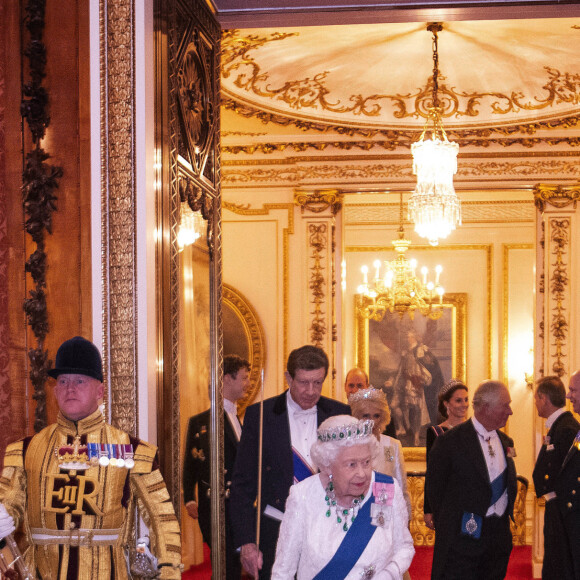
[0, 503, 15, 541]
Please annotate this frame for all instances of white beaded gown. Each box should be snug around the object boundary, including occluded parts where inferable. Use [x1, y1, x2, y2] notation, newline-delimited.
[374, 434, 412, 521]
[271, 471, 415, 580]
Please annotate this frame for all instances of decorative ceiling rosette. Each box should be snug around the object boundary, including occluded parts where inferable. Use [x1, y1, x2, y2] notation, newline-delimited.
[221, 20, 580, 132]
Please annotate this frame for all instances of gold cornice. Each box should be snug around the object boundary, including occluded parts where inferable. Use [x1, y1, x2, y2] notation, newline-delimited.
[221, 150, 580, 167]
[223, 97, 580, 138]
[222, 201, 294, 362]
[294, 189, 344, 214]
[222, 135, 580, 155]
[533, 183, 580, 211]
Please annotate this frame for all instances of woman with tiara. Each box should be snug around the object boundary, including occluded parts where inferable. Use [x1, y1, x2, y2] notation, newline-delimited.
[349, 387, 411, 522]
[423, 379, 469, 530]
[271, 415, 414, 579]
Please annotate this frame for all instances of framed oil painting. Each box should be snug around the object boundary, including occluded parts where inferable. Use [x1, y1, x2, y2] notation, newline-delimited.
[355, 293, 466, 460]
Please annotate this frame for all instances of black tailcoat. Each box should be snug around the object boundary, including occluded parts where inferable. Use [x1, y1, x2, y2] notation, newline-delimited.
[229, 390, 349, 579]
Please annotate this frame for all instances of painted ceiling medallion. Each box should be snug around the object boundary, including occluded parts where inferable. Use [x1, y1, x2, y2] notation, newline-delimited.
[221, 20, 580, 130]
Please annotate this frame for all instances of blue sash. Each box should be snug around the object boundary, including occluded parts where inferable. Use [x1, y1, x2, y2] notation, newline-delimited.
[292, 448, 315, 483]
[490, 467, 507, 506]
[313, 472, 393, 580]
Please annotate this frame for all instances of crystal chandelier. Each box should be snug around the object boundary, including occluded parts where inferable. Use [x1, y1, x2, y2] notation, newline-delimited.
[409, 23, 461, 247]
[357, 192, 444, 322]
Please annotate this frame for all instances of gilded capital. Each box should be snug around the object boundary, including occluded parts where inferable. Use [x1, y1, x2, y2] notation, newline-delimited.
[294, 189, 344, 214]
[533, 183, 580, 212]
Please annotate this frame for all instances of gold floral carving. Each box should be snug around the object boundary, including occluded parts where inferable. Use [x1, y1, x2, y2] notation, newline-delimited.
[101, 0, 138, 435]
[222, 30, 580, 124]
[308, 224, 327, 348]
[294, 190, 344, 214]
[407, 473, 434, 547]
[533, 183, 580, 212]
[548, 219, 569, 377]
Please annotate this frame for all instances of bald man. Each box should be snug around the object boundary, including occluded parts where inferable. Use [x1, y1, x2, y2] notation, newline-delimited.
[552, 371, 580, 579]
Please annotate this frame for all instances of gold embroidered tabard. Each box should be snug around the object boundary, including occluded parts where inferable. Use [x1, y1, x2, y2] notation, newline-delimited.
[0, 409, 181, 579]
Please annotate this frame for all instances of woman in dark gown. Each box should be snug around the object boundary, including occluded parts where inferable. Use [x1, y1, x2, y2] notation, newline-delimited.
[423, 379, 469, 530]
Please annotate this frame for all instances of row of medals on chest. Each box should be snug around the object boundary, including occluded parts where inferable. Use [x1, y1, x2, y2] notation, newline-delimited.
[54, 435, 135, 471]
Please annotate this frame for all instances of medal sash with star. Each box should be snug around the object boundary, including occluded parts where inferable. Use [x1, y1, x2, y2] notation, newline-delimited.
[312, 472, 393, 580]
[292, 448, 315, 483]
[562, 430, 580, 469]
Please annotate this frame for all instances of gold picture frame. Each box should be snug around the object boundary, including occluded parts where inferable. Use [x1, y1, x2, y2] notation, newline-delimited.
[223, 283, 267, 415]
[355, 293, 467, 461]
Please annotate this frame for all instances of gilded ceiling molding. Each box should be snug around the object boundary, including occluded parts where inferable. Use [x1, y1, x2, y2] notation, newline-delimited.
[101, 0, 138, 434]
[21, 0, 63, 432]
[533, 183, 580, 212]
[222, 30, 580, 124]
[547, 219, 569, 377]
[294, 190, 344, 215]
[221, 201, 294, 362]
[223, 159, 580, 185]
[222, 98, 580, 138]
[222, 135, 580, 155]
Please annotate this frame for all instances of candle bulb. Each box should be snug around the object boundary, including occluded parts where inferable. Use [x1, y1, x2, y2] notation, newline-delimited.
[373, 259, 381, 281]
[435, 264, 442, 285]
[361, 265, 368, 285]
[421, 266, 428, 285]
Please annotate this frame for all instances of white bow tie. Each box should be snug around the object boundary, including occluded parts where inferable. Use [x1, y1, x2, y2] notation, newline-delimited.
[294, 407, 317, 417]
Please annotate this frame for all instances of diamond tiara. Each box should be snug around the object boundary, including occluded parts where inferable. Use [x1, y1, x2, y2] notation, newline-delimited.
[348, 387, 386, 404]
[317, 419, 374, 443]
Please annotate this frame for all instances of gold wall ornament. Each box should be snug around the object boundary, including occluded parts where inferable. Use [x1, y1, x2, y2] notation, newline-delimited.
[548, 218, 569, 377]
[533, 183, 580, 212]
[101, 0, 138, 435]
[308, 223, 328, 348]
[294, 190, 344, 214]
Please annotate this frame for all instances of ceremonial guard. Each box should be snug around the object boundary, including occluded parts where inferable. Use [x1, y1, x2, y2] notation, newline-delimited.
[0, 336, 181, 579]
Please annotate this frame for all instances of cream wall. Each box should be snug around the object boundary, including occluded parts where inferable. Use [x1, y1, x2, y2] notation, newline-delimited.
[222, 187, 537, 540]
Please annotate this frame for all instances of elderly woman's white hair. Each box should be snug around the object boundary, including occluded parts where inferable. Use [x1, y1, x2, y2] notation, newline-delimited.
[310, 415, 379, 471]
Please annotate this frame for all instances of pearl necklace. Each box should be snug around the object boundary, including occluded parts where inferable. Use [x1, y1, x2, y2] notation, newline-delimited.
[324, 477, 365, 532]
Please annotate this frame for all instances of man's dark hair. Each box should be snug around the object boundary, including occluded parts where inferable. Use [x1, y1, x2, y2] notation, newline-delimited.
[286, 345, 329, 379]
[536, 375, 566, 408]
[224, 354, 250, 379]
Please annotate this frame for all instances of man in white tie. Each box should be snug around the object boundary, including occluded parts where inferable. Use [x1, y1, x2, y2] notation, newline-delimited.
[183, 354, 250, 579]
[230, 345, 350, 579]
[426, 380, 517, 580]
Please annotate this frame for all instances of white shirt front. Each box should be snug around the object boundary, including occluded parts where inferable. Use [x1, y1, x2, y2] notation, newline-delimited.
[224, 398, 242, 441]
[286, 391, 317, 470]
[472, 417, 508, 517]
[546, 406, 566, 430]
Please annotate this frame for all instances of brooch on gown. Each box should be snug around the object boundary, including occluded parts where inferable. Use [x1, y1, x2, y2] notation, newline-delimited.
[361, 565, 375, 578]
[371, 481, 393, 527]
[383, 446, 394, 463]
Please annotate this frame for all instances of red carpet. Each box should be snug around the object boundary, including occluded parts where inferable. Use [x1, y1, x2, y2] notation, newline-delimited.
[183, 544, 534, 579]
[408, 545, 533, 579]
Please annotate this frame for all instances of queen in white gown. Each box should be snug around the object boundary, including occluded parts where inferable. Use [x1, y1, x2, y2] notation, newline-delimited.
[271, 416, 414, 580]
